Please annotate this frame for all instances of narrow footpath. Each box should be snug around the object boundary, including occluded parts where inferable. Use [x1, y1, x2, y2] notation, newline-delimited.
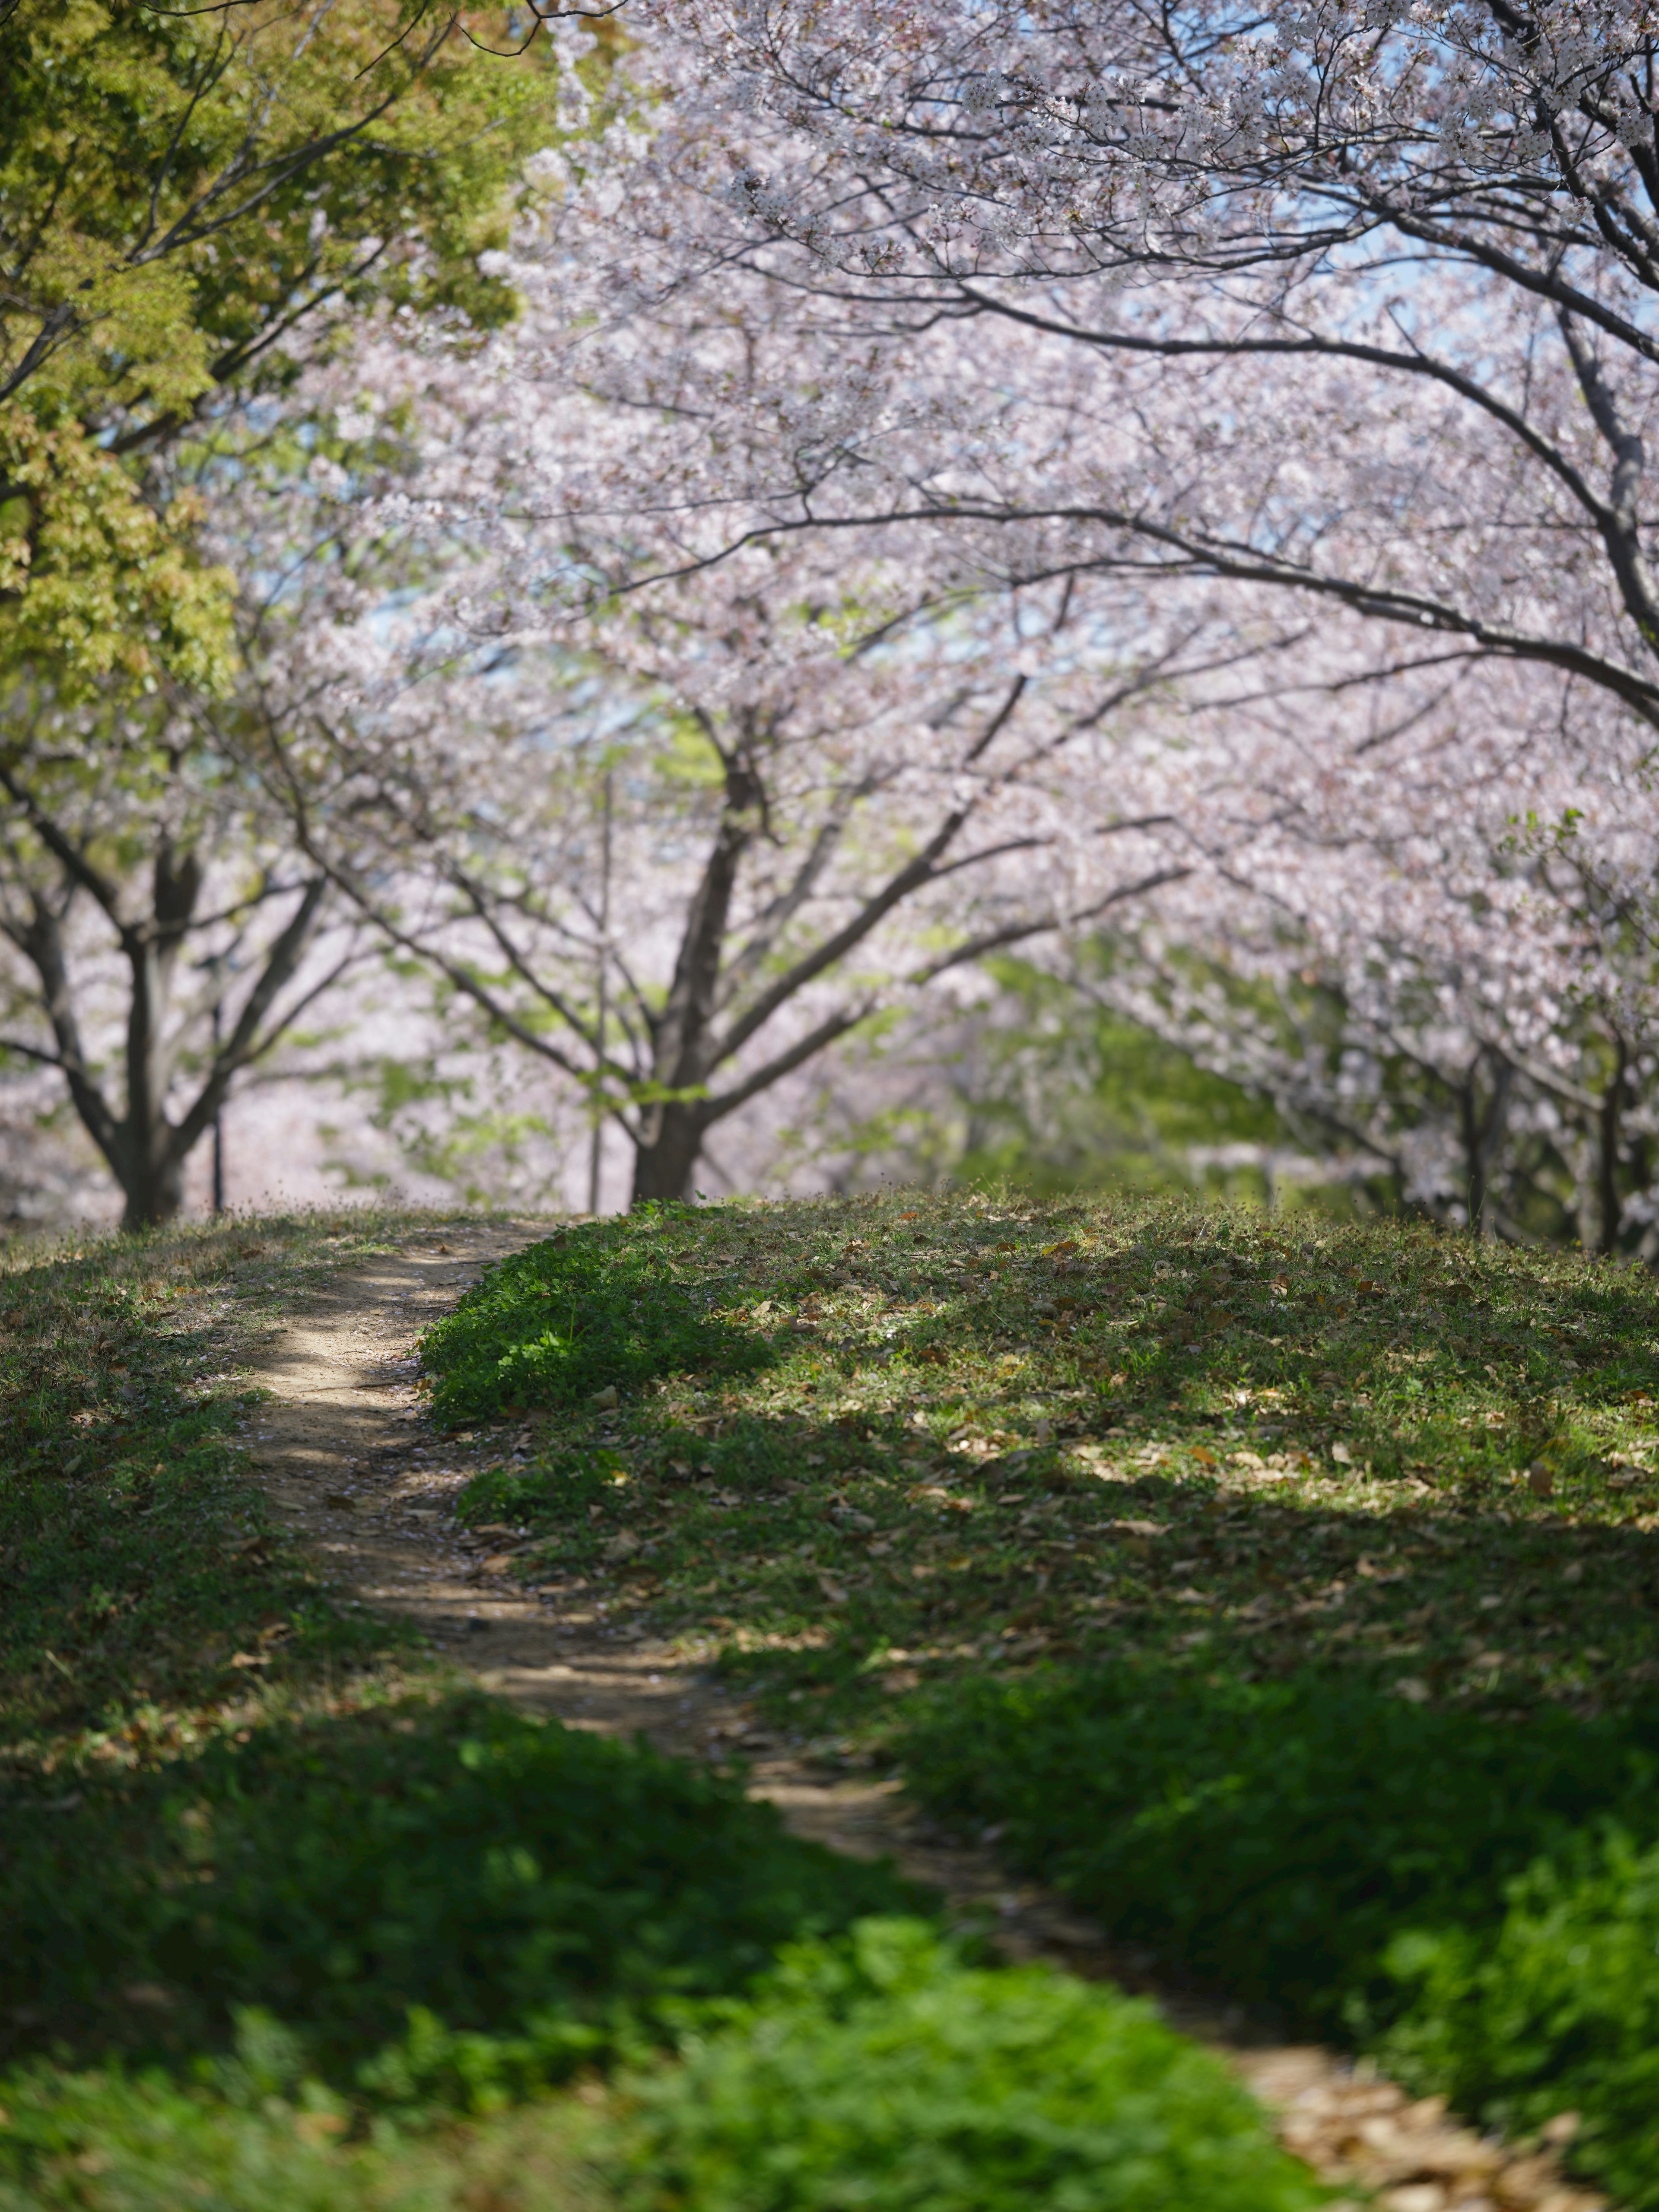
[244, 1227, 1602, 2212]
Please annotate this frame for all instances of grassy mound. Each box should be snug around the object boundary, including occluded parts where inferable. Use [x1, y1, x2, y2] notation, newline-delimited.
[22, 1190, 1659, 2205]
[424, 1195, 1659, 1723]
[611, 1919, 1324, 2212]
[416, 1189, 1659, 2204]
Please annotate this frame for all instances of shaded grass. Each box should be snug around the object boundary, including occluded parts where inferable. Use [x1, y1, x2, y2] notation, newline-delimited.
[897, 1660, 1659, 2022]
[897, 1662, 1659, 2206]
[4, 1692, 913, 2101]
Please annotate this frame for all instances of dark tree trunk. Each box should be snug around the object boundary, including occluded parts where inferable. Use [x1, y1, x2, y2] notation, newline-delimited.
[118, 1149, 187, 1232]
[630, 1102, 708, 1205]
[1596, 1033, 1629, 1255]
[1459, 1054, 1513, 1238]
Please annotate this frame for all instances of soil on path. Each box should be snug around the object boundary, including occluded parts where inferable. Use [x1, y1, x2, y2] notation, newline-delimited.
[245, 1228, 1604, 2212]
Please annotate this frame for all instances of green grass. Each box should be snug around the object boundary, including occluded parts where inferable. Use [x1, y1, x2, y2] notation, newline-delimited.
[431, 1192, 1659, 1732]
[423, 1188, 1659, 2201]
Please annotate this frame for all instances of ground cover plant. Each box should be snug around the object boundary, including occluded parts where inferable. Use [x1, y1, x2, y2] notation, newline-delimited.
[900, 1665, 1659, 2203]
[7, 1692, 912, 2100]
[427, 1189, 1659, 2199]
[609, 1917, 1325, 2212]
[1, 1917, 1324, 2212]
[421, 1226, 775, 1423]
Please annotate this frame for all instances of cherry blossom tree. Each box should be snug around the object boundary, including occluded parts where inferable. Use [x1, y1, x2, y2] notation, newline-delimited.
[1050, 641, 1659, 1250]
[420, 13, 1658, 1247]
[140, 9, 1659, 1238]
[0, 685, 370, 1227]
[235, 496, 1222, 1202]
[608, 0, 1659, 737]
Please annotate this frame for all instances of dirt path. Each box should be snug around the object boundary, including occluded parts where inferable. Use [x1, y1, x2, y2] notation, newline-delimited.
[246, 1230, 1603, 2212]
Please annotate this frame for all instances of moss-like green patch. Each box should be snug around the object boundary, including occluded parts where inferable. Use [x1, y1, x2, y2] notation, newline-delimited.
[421, 1218, 775, 1425]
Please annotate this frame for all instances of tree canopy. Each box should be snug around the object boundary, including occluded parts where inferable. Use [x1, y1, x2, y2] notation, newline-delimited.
[0, 0, 565, 695]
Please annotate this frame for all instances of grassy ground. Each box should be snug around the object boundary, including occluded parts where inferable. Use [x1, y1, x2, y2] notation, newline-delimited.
[0, 1208, 439, 1797]
[0, 1201, 1323, 2212]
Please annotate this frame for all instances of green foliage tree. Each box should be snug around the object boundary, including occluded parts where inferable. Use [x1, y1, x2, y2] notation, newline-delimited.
[0, 0, 561, 696]
[823, 955, 1298, 1208]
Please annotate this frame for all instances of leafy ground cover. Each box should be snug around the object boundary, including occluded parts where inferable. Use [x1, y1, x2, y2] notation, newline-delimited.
[7, 1692, 911, 2101]
[422, 1226, 775, 1423]
[610, 1918, 1323, 2212]
[3, 1917, 1324, 2212]
[1, 1205, 1317, 2212]
[428, 1189, 1659, 2201]
[901, 1667, 1659, 2205]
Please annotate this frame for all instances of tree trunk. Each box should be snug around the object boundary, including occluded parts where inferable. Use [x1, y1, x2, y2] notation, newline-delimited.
[1595, 1034, 1629, 1255]
[629, 1103, 708, 1204]
[1460, 1055, 1513, 1237]
[118, 1147, 187, 1231]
